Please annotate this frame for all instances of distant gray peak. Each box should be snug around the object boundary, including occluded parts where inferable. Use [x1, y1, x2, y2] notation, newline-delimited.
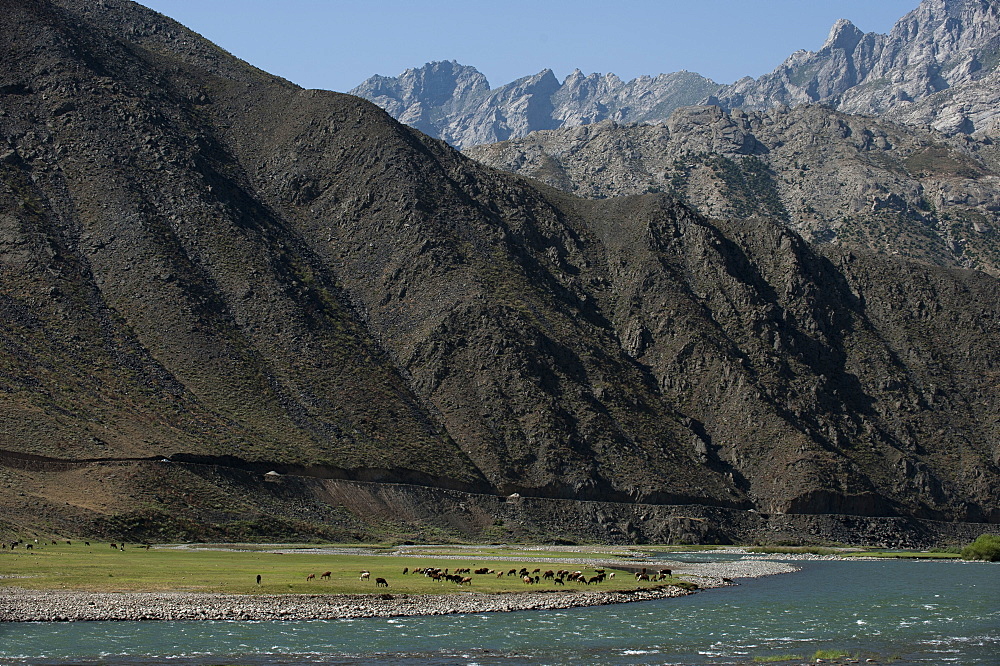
[821, 18, 864, 52]
[705, 0, 1000, 134]
[352, 0, 1000, 145]
[351, 61, 720, 148]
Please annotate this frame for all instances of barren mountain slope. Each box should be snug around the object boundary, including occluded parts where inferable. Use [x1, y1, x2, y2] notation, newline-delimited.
[0, 0, 996, 541]
[466, 104, 1000, 276]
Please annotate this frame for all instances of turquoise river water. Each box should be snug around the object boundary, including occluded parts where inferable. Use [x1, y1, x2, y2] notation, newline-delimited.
[1, 557, 997, 665]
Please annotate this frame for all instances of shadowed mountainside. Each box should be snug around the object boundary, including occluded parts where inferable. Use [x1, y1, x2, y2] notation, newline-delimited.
[0, 0, 997, 542]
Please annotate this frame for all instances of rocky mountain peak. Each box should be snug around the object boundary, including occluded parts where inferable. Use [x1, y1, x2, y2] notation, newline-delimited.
[708, 0, 1000, 134]
[822, 18, 864, 52]
[351, 0, 999, 146]
[351, 62, 719, 148]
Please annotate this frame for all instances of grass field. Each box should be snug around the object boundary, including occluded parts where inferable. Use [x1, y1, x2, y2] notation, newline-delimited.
[0, 542, 673, 595]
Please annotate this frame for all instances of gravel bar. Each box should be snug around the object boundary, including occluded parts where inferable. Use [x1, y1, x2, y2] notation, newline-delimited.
[0, 559, 797, 622]
[0, 586, 697, 622]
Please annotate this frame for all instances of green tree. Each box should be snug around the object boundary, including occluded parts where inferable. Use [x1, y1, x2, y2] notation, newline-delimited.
[960, 534, 1000, 562]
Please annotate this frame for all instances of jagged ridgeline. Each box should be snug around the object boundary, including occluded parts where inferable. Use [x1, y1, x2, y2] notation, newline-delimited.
[0, 0, 997, 544]
[353, 0, 1000, 146]
[351, 61, 721, 150]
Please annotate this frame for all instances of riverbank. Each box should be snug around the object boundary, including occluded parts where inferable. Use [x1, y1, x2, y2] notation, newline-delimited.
[0, 585, 695, 621]
[0, 559, 797, 622]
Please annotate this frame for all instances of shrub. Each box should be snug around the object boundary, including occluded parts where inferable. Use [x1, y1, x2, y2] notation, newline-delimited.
[753, 655, 802, 663]
[812, 649, 850, 660]
[960, 534, 1000, 562]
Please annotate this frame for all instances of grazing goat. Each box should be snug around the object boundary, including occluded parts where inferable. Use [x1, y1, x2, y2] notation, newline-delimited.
[306, 573, 315, 582]
[359, 570, 370, 581]
[375, 577, 388, 587]
[320, 571, 331, 580]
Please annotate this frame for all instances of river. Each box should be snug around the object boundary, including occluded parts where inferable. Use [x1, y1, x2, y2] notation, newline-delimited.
[1, 557, 996, 664]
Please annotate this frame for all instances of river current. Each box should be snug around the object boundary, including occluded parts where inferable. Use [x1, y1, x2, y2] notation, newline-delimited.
[1, 557, 996, 665]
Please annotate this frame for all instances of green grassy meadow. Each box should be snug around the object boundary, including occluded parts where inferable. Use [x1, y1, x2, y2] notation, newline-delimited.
[0, 542, 671, 595]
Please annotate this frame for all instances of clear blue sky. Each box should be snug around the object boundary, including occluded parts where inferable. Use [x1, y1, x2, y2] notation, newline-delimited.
[140, 0, 921, 92]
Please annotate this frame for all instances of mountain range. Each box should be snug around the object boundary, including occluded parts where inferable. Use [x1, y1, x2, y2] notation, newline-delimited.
[352, 0, 1000, 148]
[351, 62, 720, 150]
[0, 0, 997, 545]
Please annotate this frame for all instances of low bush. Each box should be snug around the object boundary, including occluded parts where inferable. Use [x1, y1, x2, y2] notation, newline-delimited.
[960, 534, 1000, 562]
[753, 655, 802, 663]
[812, 649, 850, 660]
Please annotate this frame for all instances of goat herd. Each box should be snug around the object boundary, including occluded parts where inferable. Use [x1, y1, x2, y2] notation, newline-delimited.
[297, 565, 673, 588]
[3, 540, 150, 552]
